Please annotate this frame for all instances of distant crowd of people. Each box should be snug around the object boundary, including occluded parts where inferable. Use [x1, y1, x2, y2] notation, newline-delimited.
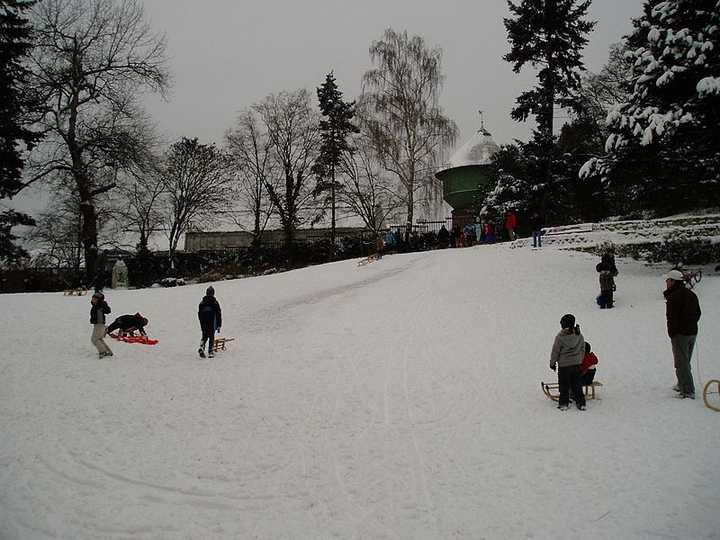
[434, 209, 520, 248]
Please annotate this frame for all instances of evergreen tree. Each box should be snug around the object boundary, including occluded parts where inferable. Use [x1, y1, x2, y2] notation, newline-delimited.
[0, 0, 37, 196]
[584, 0, 720, 213]
[504, 0, 596, 212]
[311, 71, 359, 248]
[504, 0, 596, 141]
[0, 0, 39, 264]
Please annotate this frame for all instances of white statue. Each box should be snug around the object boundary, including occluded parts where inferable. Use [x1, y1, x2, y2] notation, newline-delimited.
[111, 259, 129, 289]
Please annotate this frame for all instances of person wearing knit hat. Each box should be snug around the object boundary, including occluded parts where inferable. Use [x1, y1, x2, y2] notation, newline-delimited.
[664, 269, 701, 399]
[89, 291, 113, 358]
[197, 285, 222, 358]
[549, 314, 586, 410]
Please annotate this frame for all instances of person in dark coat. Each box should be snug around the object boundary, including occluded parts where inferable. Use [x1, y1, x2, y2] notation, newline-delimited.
[107, 313, 149, 336]
[90, 291, 113, 358]
[530, 212, 544, 248]
[437, 225, 449, 248]
[198, 286, 222, 358]
[596, 253, 619, 308]
[664, 270, 701, 399]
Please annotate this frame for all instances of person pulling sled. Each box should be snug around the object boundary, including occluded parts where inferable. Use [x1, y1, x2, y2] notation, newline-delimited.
[198, 286, 222, 358]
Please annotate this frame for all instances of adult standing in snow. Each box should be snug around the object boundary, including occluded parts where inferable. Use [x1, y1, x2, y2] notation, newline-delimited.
[664, 270, 701, 399]
[437, 225, 449, 248]
[89, 292, 113, 358]
[549, 314, 586, 410]
[504, 209, 517, 241]
[198, 286, 222, 358]
[530, 211, 544, 248]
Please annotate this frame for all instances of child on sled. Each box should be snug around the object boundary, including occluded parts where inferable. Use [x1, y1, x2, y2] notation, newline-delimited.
[580, 341, 599, 386]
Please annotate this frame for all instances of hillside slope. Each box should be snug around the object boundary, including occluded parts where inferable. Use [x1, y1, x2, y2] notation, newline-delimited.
[1, 244, 719, 539]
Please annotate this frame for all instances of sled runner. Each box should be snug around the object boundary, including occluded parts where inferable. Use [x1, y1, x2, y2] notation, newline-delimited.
[108, 333, 158, 345]
[541, 380, 603, 401]
[212, 337, 234, 352]
[702, 379, 720, 412]
[680, 268, 702, 290]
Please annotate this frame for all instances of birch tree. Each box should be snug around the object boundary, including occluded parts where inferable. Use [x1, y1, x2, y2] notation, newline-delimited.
[361, 28, 458, 239]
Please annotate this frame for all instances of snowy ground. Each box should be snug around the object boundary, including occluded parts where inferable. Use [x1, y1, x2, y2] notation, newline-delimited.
[1, 243, 719, 539]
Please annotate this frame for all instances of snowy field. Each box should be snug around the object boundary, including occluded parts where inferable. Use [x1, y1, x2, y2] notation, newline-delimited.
[1, 243, 719, 539]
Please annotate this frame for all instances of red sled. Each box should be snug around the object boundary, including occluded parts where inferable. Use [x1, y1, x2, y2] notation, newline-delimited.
[108, 333, 158, 345]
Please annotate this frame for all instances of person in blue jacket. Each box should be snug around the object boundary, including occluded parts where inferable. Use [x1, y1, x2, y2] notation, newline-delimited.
[198, 286, 222, 358]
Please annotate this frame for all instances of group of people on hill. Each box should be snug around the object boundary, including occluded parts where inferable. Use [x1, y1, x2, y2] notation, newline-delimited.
[550, 259, 702, 410]
[89, 285, 222, 359]
[435, 209, 521, 249]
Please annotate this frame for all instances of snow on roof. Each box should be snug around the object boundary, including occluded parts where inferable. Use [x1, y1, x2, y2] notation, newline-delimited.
[443, 128, 500, 169]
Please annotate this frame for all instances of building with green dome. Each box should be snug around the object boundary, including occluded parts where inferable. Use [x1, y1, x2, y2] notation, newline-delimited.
[435, 125, 499, 228]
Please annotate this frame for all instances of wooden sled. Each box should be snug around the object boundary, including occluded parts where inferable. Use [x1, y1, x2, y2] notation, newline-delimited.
[357, 253, 380, 267]
[680, 268, 702, 289]
[702, 379, 720, 412]
[212, 337, 235, 352]
[541, 380, 603, 401]
[64, 288, 87, 296]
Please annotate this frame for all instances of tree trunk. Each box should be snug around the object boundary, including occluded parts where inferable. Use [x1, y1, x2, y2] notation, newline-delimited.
[405, 183, 414, 242]
[330, 164, 336, 252]
[79, 196, 99, 285]
[542, 0, 556, 217]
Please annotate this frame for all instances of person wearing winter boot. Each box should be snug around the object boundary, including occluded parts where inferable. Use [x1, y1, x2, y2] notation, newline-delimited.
[549, 314, 586, 410]
[90, 291, 113, 358]
[664, 269, 701, 399]
[198, 286, 222, 358]
[596, 253, 619, 308]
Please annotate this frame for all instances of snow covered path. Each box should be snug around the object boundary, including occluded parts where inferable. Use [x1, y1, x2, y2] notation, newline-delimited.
[1, 246, 719, 539]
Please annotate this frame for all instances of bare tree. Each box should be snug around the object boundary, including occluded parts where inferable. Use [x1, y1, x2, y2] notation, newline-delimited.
[115, 158, 166, 253]
[338, 131, 402, 234]
[225, 109, 276, 246]
[27, 189, 82, 274]
[161, 137, 234, 269]
[24, 0, 170, 283]
[361, 28, 458, 239]
[254, 89, 320, 247]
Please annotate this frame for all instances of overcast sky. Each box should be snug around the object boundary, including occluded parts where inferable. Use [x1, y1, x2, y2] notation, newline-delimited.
[142, 0, 646, 150]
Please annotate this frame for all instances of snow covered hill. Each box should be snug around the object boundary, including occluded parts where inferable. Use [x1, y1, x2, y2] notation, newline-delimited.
[1, 243, 719, 539]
